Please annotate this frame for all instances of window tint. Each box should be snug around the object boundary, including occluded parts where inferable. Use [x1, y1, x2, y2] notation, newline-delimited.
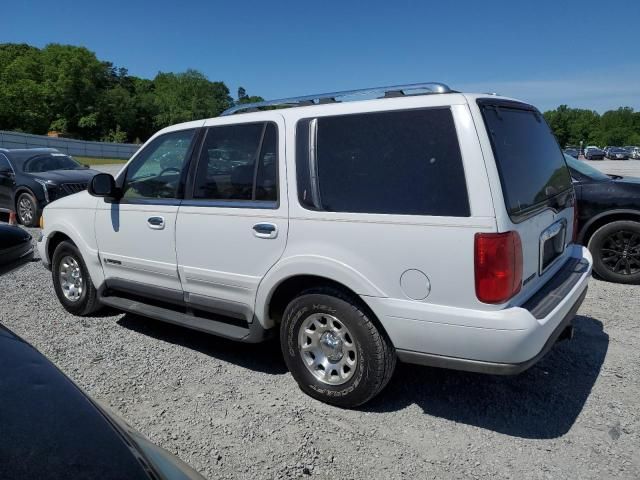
[480, 103, 572, 220]
[0, 154, 11, 172]
[193, 123, 277, 202]
[298, 108, 469, 216]
[24, 154, 82, 173]
[122, 129, 195, 200]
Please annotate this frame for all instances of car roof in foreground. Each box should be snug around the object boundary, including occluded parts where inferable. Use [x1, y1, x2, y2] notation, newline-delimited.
[0, 323, 151, 479]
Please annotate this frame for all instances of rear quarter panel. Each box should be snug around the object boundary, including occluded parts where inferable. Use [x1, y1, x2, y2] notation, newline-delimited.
[258, 96, 499, 327]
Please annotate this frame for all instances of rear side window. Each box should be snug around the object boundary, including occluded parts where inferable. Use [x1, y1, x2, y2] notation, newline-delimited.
[479, 102, 572, 221]
[192, 122, 278, 203]
[297, 108, 469, 216]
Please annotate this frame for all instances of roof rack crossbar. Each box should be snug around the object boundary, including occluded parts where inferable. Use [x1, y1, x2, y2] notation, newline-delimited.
[221, 82, 453, 116]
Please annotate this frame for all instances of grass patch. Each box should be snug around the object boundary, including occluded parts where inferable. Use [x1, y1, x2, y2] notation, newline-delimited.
[75, 156, 128, 166]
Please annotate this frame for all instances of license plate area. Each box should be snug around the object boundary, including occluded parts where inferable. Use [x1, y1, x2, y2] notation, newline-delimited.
[539, 220, 567, 274]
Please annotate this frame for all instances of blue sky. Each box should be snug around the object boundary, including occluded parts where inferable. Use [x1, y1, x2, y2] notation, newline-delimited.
[3, 0, 639, 112]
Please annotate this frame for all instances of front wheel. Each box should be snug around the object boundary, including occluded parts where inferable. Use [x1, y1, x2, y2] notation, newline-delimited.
[16, 192, 39, 227]
[589, 220, 640, 284]
[52, 240, 102, 315]
[280, 288, 396, 408]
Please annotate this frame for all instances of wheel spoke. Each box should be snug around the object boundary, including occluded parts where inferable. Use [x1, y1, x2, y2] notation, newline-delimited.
[297, 313, 357, 386]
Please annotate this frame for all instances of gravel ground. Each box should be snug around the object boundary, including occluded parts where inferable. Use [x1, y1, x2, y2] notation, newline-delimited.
[1, 229, 639, 480]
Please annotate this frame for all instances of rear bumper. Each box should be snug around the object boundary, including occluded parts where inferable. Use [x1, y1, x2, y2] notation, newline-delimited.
[364, 245, 592, 374]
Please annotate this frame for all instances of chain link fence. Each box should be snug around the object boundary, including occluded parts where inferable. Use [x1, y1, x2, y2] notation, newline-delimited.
[0, 130, 140, 159]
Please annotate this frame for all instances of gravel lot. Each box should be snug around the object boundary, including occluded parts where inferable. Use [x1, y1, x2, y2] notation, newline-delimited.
[581, 159, 640, 178]
[0, 226, 638, 480]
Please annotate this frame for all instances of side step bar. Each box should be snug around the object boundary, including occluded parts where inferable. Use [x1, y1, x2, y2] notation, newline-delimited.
[99, 294, 270, 343]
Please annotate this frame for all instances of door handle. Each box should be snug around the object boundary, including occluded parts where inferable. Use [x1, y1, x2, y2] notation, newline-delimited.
[147, 216, 165, 230]
[252, 223, 277, 239]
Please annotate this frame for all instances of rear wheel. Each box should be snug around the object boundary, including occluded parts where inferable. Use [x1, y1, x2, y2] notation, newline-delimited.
[280, 288, 396, 408]
[52, 241, 102, 315]
[589, 220, 640, 284]
[16, 192, 39, 227]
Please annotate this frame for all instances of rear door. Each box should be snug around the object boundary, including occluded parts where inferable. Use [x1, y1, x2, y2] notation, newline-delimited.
[176, 116, 288, 320]
[474, 99, 575, 300]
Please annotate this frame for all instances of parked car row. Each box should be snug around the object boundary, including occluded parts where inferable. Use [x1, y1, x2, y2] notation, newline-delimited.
[563, 146, 640, 161]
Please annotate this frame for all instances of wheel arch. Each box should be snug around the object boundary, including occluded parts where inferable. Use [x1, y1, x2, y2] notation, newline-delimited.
[256, 256, 387, 330]
[46, 231, 74, 265]
[13, 185, 38, 209]
[42, 221, 105, 289]
[579, 209, 640, 245]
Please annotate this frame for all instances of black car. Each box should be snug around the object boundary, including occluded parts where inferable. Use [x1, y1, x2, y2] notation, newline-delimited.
[606, 147, 629, 160]
[563, 148, 579, 158]
[0, 322, 205, 480]
[0, 223, 33, 275]
[0, 148, 100, 227]
[584, 147, 605, 160]
[565, 154, 640, 284]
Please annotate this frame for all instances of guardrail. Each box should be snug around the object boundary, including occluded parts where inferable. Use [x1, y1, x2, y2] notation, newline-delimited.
[0, 130, 140, 159]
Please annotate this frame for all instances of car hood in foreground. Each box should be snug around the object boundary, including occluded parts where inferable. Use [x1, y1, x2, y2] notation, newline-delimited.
[27, 168, 100, 183]
[0, 224, 31, 250]
[0, 323, 204, 480]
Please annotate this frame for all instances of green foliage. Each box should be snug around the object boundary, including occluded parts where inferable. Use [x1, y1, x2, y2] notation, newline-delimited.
[0, 43, 252, 143]
[102, 125, 128, 143]
[544, 105, 640, 147]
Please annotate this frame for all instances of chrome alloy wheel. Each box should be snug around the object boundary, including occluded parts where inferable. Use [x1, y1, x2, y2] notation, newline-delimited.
[298, 313, 358, 385]
[18, 197, 34, 224]
[58, 255, 83, 302]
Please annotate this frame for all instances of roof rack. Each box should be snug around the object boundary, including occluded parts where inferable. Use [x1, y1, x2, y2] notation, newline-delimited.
[221, 82, 453, 116]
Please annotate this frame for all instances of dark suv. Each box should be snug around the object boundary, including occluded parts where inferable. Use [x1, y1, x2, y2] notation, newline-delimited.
[0, 148, 100, 226]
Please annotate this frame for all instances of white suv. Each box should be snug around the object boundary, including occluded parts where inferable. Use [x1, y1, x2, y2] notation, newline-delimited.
[38, 83, 592, 407]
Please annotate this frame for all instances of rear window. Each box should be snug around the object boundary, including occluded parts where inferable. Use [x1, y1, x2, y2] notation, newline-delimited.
[479, 102, 572, 221]
[296, 108, 470, 216]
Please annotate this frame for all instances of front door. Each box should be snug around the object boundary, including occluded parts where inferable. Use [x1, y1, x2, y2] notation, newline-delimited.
[176, 117, 288, 320]
[95, 128, 199, 302]
[0, 154, 15, 211]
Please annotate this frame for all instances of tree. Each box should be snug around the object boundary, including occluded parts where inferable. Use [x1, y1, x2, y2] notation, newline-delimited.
[152, 70, 232, 128]
[236, 86, 264, 105]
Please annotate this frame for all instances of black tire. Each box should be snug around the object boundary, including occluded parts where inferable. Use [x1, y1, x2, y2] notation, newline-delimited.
[280, 287, 396, 408]
[52, 240, 102, 315]
[588, 220, 640, 284]
[16, 192, 39, 227]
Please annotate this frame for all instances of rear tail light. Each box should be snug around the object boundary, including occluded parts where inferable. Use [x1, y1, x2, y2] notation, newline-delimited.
[474, 231, 523, 304]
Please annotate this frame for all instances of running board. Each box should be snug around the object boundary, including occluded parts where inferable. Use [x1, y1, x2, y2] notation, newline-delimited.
[99, 294, 270, 343]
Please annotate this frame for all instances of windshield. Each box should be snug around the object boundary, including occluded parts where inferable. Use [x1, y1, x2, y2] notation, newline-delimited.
[24, 154, 83, 173]
[564, 154, 610, 181]
[480, 102, 573, 220]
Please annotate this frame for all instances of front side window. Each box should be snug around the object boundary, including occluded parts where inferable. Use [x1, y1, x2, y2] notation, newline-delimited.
[192, 122, 278, 203]
[122, 129, 195, 200]
[297, 108, 469, 216]
[0, 154, 12, 173]
[24, 154, 82, 173]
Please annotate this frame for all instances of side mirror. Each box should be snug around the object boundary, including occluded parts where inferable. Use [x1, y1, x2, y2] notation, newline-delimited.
[0, 168, 13, 177]
[88, 173, 119, 199]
